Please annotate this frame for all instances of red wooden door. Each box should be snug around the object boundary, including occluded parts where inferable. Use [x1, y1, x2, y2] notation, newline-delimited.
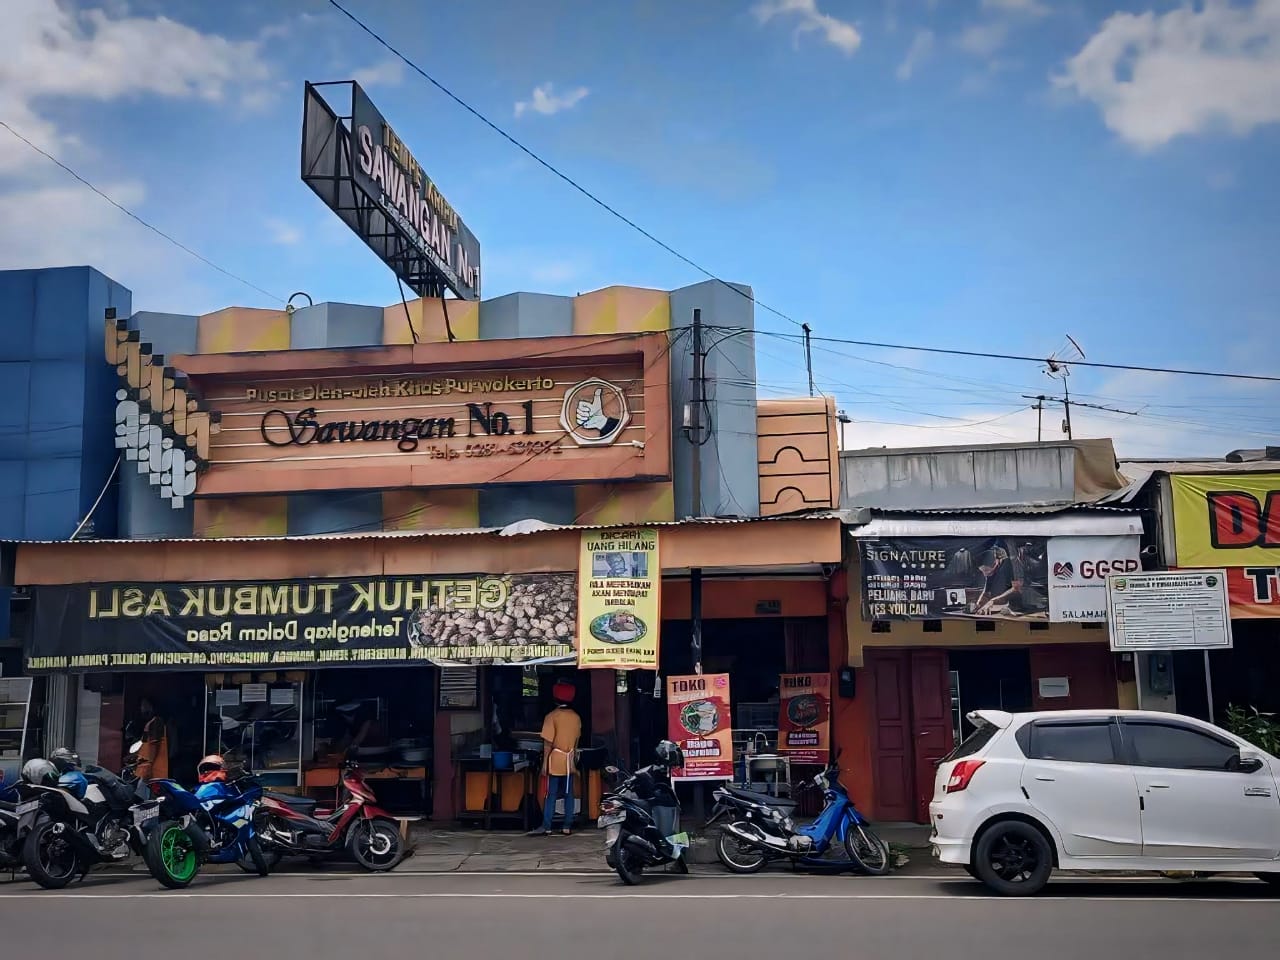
[909, 650, 955, 824]
[867, 651, 914, 822]
[1031, 644, 1118, 711]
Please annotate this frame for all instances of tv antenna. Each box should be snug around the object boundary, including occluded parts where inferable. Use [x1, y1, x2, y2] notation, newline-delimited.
[1027, 335, 1137, 440]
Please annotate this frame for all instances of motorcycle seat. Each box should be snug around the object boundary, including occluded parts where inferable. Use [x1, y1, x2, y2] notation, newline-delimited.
[723, 785, 797, 810]
[264, 791, 319, 814]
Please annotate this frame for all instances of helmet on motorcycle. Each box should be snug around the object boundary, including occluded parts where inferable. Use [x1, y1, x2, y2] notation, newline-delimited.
[22, 758, 58, 787]
[57, 770, 89, 800]
[50, 746, 81, 774]
[197, 754, 227, 784]
[654, 740, 685, 769]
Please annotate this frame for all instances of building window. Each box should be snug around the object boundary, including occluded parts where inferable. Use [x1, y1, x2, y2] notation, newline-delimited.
[871, 621, 892, 634]
[923, 620, 943, 633]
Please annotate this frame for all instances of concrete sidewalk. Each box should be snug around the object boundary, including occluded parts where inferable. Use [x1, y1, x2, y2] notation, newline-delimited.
[402, 820, 932, 873]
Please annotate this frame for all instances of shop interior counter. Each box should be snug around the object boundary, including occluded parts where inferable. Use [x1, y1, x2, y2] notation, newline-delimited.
[455, 753, 603, 830]
[304, 757, 429, 813]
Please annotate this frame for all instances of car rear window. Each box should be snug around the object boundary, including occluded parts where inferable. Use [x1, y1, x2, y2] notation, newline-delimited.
[1028, 722, 1116, 764]
[943, 723, 999, 762]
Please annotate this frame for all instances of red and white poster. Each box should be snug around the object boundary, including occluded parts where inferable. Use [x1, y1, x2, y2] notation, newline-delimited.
[777, 673, 831, 765]
[1174, 566, 1280, 619]
[666, 673, 733, 782]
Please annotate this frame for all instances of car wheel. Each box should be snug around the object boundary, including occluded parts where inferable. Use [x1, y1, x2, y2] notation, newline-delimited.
[963, 863, 981, 880]
[973, 820, 1053, 896]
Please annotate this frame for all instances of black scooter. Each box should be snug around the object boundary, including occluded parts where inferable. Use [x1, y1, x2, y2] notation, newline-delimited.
[598, 743, 689, 885]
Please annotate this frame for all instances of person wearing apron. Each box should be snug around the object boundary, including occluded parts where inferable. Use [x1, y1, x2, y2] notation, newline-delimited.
[530, 680, 582, 836]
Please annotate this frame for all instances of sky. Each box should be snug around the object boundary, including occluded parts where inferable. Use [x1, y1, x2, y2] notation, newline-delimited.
[2, 0, 1278, 461]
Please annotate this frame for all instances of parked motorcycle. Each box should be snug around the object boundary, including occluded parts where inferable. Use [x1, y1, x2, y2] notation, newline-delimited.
[0, 770, 42, 871]
[241, 759, 404, 872]
[20, 749, 153, 889]
[143, 753, 269, 889]
[598, 741, 690, 885]
[708, 757, 891, 875]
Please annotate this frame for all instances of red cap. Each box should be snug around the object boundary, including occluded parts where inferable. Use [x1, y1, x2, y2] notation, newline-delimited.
[553, 680, 576, 704]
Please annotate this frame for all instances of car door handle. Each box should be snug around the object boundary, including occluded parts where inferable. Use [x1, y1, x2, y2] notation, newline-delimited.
[1033, 776, 1055, 782]
[1147, 784, 1171, 789]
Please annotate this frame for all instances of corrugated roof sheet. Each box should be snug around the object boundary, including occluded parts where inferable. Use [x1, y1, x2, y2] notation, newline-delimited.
[867, 502, 1141, 517]
[3, 510, 851, 547]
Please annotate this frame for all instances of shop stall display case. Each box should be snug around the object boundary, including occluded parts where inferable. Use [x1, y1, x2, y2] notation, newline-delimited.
[204, 675, 304, 789]
[0, 678, 33, 783]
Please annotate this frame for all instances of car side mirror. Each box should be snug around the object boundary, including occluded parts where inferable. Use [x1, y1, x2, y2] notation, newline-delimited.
[1237, 755, 1265, 774]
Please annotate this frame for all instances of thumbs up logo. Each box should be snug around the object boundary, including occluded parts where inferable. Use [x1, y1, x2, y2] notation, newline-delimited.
[560, 378, 630, 446]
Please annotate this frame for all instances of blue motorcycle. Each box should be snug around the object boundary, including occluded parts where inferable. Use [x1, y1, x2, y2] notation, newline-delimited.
[141, 772, 269, 888]
[708, 758, 891, 875]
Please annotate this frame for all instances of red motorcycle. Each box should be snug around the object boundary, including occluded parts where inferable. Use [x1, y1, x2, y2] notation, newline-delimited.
[240, 761, 405, 872]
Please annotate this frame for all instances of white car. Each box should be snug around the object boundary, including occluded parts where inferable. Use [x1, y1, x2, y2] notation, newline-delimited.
[930, 709, 1280, 895]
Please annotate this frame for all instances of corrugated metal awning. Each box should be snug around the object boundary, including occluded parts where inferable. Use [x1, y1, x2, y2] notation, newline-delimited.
[851, 512, 1142, 538]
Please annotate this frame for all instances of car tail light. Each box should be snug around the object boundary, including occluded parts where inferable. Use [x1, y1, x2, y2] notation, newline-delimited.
[945, 759, 985, 793]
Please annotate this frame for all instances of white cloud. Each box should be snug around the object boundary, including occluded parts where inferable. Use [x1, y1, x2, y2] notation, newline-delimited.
[1057, 0, 1280, 150]
[957, 21, 1010, 57]
[265, 218, 302, 246]
[351, 57, 404, 89]
[513, 82, 590, 118]
[981, 0, 1048, 16]
[753, 0, 862, 56]
[897, 29, 935, 80]
[0, 0, 270, 172]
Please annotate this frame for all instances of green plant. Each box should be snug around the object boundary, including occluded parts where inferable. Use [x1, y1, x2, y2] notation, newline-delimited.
[1225, 704, 1280, 756]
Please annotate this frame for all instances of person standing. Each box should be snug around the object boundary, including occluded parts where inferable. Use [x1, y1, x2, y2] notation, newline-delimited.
[134, 697, 170, 781]
[529, 680, 582, 837]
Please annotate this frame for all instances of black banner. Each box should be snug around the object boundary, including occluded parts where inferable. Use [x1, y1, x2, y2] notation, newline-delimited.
[27, 574, 576, 673]
[860, 537, 1051, 622]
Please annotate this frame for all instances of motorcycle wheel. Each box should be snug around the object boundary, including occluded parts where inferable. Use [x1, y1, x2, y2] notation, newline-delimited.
[347, 818, 404, 872]
[715, 828, 768, 874]
[146, 820, 200, 889]
[22, 821, 80, 890]
[237, 842, 283, 873]
[613, 836, 643, 886]
[246, 836, 271, 877]
[845, 823, 892, 876]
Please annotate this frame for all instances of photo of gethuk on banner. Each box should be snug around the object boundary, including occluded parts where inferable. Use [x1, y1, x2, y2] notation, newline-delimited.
[576, 527, 660, 669]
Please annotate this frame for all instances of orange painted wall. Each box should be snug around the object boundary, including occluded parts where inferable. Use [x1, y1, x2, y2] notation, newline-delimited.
[757, 396, 840, 516]
[196, 307, 290, 354]
[192, 497, 287, 538]
[382, 490, 480, 531]
[574, 483, 675, 526]
[573, 286, 670, 335]
[661, 578, 827, 620]
[381, 297, 480, 345]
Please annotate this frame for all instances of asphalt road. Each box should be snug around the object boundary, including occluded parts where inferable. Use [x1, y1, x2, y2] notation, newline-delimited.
[2, 868, 1278, 958]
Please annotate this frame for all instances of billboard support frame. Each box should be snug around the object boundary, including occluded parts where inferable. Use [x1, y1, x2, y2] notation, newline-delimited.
[301, 81, 466, 300]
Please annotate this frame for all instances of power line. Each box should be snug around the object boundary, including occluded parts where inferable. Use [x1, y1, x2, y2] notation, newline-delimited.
[757, 329, 1280, 384]
[0, 119, 285, 304]
[326, 0, 804, 331]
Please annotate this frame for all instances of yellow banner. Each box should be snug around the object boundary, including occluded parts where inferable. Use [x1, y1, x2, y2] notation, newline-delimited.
[576, 527, 660, 669]
[1172, 473, 1280, 567]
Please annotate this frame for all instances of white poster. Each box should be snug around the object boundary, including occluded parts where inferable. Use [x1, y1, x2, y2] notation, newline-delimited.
[1107, 570, 1233, 651]
[1046, 535, 1142, 622]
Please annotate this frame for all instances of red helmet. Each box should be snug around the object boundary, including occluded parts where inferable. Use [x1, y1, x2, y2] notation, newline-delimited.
[553, 680, 575, 704]
[197, 754, 227, 783]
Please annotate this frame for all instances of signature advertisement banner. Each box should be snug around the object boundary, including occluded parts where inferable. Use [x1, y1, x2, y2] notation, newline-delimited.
[1172, 473, 1280, 568]
[667, 673, 733, 782]
[26, 574, 577, 673]
[859, 535, 1141, 622]
[777, 673, 831, 765]
[576, 528, 660, 669]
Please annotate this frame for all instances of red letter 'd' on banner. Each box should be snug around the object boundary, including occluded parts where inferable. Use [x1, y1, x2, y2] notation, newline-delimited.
[1207, 491, 1262, 548]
